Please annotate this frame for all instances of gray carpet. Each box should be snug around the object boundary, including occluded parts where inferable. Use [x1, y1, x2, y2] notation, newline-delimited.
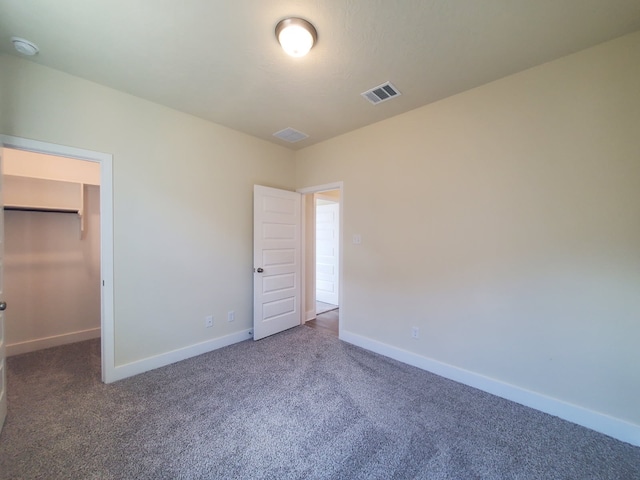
[1, 327, 639, 479]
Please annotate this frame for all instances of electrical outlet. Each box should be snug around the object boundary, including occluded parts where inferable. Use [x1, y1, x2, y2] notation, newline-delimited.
[205, 315, 214, 328]
[411, 327, 419, 339]
[227, 311, 235, 322]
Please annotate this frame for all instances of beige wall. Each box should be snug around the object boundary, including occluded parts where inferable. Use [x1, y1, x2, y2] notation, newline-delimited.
[296, 32, 640, 425]
[317, 189, 340, 202]
[0, 53, 296, 365]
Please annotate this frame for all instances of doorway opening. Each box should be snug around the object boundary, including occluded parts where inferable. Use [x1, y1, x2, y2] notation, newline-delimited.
[299, 183, 343, 338]
[0, 135, 114, 383]
[3, 148, 101, 358]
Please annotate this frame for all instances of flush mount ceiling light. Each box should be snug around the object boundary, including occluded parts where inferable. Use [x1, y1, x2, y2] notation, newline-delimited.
[11, 36, 39, 56]
[275, 17, 317, 57]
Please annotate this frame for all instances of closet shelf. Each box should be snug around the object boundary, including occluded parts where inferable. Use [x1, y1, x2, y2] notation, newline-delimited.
[3, 175, 86, 237]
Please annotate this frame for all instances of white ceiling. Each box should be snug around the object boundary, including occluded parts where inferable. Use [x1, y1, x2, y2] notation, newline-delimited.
[1, 1, 639, 149]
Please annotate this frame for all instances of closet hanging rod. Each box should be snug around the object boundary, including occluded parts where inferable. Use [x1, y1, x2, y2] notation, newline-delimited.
[4, 206, 79, 214]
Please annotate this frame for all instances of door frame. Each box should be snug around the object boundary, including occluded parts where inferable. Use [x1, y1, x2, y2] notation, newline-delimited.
[0, 135, 115, 383]
[297, 182, 344, 338]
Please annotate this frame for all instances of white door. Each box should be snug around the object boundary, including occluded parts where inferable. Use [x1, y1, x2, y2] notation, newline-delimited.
[253, 185, 302, 340]
[315, 200, 339, 305]
[0, 150, 6, 433]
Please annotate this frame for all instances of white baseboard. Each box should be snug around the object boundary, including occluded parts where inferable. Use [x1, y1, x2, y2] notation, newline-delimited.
[106, 329, 253, 383]
[7, 327, 101, 356]
[340, 330, 640, 447]
[305, 309, 316, 322]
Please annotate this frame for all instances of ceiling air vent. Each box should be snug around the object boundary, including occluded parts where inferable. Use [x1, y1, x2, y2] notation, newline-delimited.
[273, 127, 309, 143]
[361, 82, 401, 105]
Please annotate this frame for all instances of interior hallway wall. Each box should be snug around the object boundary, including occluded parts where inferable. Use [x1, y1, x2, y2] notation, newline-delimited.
[295, 31, 640, 428]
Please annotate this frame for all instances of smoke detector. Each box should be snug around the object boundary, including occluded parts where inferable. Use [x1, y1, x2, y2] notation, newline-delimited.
[11, 37, 39, 56]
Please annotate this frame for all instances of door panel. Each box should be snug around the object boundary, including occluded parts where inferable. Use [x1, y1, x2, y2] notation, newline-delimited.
[315, 201, 339, 305]
[253, 185, 301, 340]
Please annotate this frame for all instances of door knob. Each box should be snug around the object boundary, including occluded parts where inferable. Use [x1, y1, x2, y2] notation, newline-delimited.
[256, 268, 264, 273]
[0, 301, 6, 311]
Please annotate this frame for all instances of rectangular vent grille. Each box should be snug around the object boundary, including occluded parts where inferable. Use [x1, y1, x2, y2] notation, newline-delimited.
[273, 127, 309, 143]
[361, 82, 401, 105]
